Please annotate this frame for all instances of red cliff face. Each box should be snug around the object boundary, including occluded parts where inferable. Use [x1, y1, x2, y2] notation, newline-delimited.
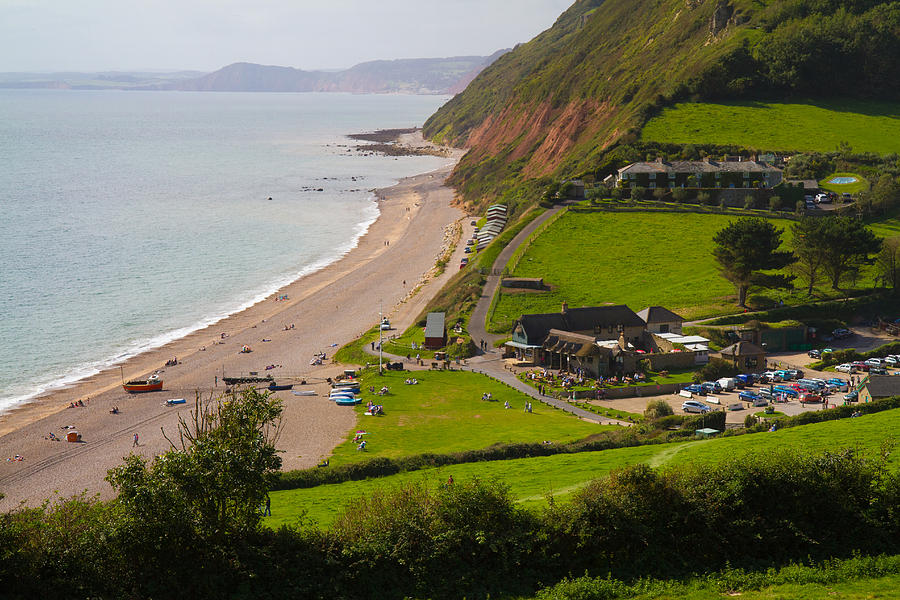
[461, 98, 621, 178]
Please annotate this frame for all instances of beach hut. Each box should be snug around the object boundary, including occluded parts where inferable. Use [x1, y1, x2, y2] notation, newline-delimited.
[65, 430, 81, 443]
[424, 312, 447, 350]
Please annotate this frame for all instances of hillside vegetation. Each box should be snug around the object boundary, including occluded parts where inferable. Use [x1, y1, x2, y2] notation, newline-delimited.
[642, 100, 900, 153]
[424, 0, 900, 208]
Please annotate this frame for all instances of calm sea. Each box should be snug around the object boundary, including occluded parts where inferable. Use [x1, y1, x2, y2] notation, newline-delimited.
[0, 90, 451, 413]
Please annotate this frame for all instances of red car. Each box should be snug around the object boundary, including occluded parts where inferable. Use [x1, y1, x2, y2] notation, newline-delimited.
[851, 361, 870, 372]
[800, 393, 823, 404]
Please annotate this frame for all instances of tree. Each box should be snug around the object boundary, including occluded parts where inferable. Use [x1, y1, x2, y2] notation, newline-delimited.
[644, 399, 674, 420]
[814, 216, 883, 290]
[790, 217, 826, 296]
[107, 388, 283, 545]
[769, 195, 782, 211]
[630, 186, 646, 201]
[875, 237, 900, 291]
[712, 217, 796, 306]
[653, 187, 668, 201]
[672, 187, 689, 203]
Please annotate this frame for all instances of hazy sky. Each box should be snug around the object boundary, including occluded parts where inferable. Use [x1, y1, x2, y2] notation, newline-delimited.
[0, 0, 573, 72]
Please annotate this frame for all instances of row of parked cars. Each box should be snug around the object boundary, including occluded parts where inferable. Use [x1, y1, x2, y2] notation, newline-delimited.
[834, 355, 898, 375]
[680, 370, 853, 413]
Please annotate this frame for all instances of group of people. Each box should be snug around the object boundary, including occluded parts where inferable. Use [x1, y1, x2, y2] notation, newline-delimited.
[67, 399, 86, 408]
[165, 356, 178, 366]
[404, 378, 419, 385]
[481, 392, 494, 401]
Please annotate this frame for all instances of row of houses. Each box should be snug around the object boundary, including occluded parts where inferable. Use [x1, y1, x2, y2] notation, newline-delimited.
[610, 157, 783, 190]
[506, 303, 710, 377]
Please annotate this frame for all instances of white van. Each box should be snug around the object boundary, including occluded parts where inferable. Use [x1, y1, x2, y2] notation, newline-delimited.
[717, 377, 737, 391]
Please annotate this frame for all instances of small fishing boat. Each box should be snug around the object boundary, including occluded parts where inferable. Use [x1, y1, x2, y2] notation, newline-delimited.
[292, 390, 317, 396]
[334, 396, 360, 406]
[267, 383, 294, 391]
[223, 375, 274, 385]
[123, 374, 163, 393]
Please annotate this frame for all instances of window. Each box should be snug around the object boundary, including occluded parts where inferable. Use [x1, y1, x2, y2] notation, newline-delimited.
[659, 323, 669, 333]
[648, 182, 656, 188]
[668, 172, 676, 179]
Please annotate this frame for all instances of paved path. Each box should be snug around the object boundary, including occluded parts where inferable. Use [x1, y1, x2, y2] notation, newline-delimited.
[466, 203, 569, 351]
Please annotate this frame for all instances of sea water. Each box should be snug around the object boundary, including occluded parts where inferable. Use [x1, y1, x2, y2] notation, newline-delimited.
[0, 90, 451, 413]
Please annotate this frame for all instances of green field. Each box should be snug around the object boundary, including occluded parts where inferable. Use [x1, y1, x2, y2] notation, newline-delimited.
[325, 369, 605, 468]
[489, 211, 794, 329]
[641, 100, 900, 154]
[266, 407, 900, 529]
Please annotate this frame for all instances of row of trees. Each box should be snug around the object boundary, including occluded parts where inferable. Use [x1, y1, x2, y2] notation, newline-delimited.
[713, 216, 886, 306]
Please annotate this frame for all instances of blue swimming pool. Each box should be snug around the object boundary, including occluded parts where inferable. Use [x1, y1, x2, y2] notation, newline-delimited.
[827, 176, 859, 185]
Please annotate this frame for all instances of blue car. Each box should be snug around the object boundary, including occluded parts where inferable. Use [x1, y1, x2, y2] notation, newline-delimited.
[739, 391, 760, 402]
[773, 385, 799, 398]
[683, 384, 704, 395]
[700, 381, 722, 394]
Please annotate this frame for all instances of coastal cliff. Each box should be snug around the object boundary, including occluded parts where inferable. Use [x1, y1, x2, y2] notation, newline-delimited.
[424, 0, 900, 206]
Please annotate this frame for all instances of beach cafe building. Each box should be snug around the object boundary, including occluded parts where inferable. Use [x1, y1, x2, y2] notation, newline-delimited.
[423, 312, 447, 350]
[506, 303, 646, 376]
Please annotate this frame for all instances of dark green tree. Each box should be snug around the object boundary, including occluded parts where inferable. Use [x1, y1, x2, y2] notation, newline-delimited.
[790, 217, 826, 296]
[107, 388, 283, 546]
[875, 237, 900, 291]
[814, 216, 883, 290]
[712, 217, 795, 306]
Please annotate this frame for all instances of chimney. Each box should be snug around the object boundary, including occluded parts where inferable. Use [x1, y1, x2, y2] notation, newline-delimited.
[561, 301, 568, 315]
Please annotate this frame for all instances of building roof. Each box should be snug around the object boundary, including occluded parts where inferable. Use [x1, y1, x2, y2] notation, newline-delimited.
[424, 312, 446, 339]
[863, 375, 900, 398]
[514, 305, 644, 342]
[719, 341, 766, 357]
[618, 159, 781, 176]
[637, 306, 685, 324]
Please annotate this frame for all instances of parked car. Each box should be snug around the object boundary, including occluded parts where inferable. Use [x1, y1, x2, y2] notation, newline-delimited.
[844, 390, 859, 402]
[832, 328, 853, 339]
[735, 374, 755, 386]
[775, 370, 793, 381]
[842, 192, 853, 202]
[682, 400, 711, 414]
[851, 361, 870, 372]
[700, 381, 722, 394]
[683, 384, 704, 395]
[835, 363, 857, 374]
[757, 388, 774, 400]
[773, 386, 799, 398]
[865, 358, 884, 367]
[885, 356, 899, 365]
[739, 391, 760, 402]
[870, 367, 889, 375]
[826, 378, 849, 391]
[786, 369, 804, 379]
[808, 349, 821, 359]
[800, 393, 823, 404]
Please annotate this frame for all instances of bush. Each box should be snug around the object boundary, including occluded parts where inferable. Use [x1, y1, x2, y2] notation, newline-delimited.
[744, 413, 760, 428]
[744, 195, 756, 209]
[644, 399, 674, 420]
[769, 195, 783, 211]
[672, 187, 689, 203]
[630, 186, 646, 201]
[693, 358, 739, 383]
[697, 191, 711, 205]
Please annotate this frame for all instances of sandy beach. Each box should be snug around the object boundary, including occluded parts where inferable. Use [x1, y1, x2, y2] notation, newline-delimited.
[0, 133, 468, 510]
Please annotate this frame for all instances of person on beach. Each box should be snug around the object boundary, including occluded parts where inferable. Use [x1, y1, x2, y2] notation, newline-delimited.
[132, 432, 139, 447]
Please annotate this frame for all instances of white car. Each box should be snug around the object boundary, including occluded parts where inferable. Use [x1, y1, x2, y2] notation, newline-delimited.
[682, 400, 711, 414]
[835, 363, 857, 373]
[885, 356, 899, 365]
[865, 358, 884, 367]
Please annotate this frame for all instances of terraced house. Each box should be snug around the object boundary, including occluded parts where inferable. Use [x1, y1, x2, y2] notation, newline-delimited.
[615, 156, 783, 189]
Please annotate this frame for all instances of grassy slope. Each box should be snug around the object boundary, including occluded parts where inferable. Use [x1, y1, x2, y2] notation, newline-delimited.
[490, 211, 794, 329]
[266, 407, 900, 529]
[641, 100, 900, 154]
[325, 369, 606, 468]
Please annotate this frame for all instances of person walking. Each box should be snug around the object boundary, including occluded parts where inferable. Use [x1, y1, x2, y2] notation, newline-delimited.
[132, 432, 139, 447]
[264, 494, 271, 517]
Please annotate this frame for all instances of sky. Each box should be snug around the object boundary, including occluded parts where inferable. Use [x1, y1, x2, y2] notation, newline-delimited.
[0, 0, 573, 73]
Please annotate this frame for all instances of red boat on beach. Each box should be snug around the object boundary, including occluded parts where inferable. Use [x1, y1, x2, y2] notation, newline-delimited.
[123, 374, 163, 393]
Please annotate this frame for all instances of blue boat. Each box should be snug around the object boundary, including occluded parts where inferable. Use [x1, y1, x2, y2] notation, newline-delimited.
[267, 383, 294, 391]
[334, 396, 360, 406]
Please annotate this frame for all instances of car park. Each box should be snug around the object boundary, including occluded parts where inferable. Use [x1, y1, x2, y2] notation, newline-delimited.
[682, 400, 711, 414]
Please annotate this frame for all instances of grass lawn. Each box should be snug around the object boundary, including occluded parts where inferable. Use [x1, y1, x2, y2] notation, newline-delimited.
[266, 407, 900, 529]
[325, 369, 606, 468]
[488, 211, 797, 329]
[616, 574, 900, 600]
[641, 100, 900, 154]
[819, 172, 869, 195]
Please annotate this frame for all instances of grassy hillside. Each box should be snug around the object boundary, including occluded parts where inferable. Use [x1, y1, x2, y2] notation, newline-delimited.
[425, 0, 900, 208]
[267, 406, 900, 528]
[641, 99, 900, 153]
